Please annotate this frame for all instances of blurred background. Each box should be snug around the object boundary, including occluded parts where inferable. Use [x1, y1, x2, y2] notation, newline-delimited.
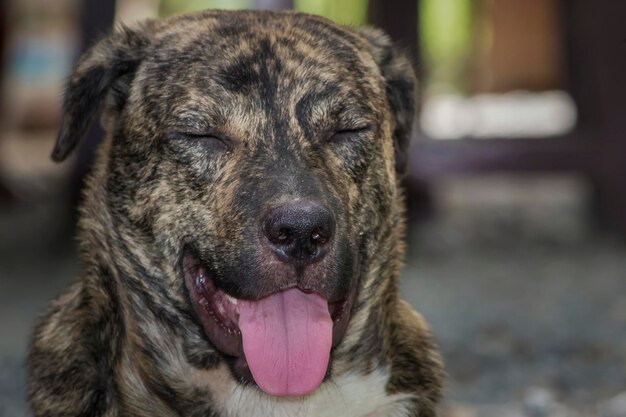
[1, 1, 625, 416]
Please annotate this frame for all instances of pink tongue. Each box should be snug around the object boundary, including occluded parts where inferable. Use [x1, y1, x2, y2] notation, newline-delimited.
[238, 288, 333, 397]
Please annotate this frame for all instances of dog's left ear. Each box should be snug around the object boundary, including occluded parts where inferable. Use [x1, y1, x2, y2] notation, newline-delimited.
[52, 22, 154, 162]
[357, 27, 417, 175]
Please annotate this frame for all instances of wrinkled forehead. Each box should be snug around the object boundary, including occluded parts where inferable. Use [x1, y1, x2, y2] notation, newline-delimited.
[132, 13, 384, 131]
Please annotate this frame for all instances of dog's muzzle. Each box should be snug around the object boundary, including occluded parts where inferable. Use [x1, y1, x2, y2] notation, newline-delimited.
[182, 201, 356, 397]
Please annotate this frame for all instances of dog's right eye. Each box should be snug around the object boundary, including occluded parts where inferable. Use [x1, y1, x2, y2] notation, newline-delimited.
[166, 132, 231, 152]
[327, 125, 372, 144]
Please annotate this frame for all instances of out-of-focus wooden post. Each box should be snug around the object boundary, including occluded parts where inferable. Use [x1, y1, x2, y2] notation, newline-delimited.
[0, 2, 13, 201]
[565, 0, 626, 234]
[367, 0, 420, 72]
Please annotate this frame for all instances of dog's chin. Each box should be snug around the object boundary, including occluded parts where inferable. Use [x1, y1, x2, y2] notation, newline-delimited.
[181, 251, 356, 396]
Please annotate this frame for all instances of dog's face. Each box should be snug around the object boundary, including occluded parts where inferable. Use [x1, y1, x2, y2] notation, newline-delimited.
[54, 11, 416, 397]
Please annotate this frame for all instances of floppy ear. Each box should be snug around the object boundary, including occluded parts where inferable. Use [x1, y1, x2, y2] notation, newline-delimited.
[357, 27, 418, 175]
[51, 23, 154, 162]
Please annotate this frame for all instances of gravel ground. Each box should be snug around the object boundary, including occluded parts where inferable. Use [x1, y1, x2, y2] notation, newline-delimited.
[1, 175, 625, 416]
[401, 176, 626, 416]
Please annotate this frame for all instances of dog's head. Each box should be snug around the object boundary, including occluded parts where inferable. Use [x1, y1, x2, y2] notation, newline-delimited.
[55, 11, 416, 397]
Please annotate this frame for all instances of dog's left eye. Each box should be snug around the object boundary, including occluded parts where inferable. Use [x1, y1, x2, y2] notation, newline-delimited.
[167, 132, 231, 152]
[327, 125, 371, 144]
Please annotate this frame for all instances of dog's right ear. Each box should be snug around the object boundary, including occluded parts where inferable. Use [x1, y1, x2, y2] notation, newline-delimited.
[51, 23, 154, 162]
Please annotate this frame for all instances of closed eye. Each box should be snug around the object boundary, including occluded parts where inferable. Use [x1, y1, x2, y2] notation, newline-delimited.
[166, 131, 232, 152]
[327, 125, 372, 144]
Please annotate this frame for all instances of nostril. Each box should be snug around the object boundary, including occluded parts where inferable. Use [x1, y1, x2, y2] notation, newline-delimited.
[273, 228, 293, 245]
[265, 220, 292, 245]
[310, 228, 329, 245]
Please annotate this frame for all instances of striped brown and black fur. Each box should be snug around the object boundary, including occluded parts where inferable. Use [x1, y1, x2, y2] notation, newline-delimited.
[28, 10, 443, 417]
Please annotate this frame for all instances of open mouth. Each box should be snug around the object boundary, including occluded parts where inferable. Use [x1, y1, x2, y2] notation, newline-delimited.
[182, 252, 354, 397]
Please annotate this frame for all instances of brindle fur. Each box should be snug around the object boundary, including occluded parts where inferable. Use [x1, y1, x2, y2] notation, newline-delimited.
[28, 10, 443, 417]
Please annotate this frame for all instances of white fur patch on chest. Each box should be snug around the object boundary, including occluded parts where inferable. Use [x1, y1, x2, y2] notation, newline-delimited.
[218, 368, 415, 417]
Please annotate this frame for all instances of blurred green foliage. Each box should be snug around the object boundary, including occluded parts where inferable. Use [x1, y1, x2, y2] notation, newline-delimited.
[294, 0, 368, 26]
[420, 0, 473, 91]
[159, 0, 369, 26]
[160, 0, 252, 16]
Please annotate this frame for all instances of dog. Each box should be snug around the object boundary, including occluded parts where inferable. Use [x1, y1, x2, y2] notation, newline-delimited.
[27, 10, 443, 417]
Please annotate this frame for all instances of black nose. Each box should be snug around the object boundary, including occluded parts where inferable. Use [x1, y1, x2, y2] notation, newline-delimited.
[263, 201, 335, 266]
